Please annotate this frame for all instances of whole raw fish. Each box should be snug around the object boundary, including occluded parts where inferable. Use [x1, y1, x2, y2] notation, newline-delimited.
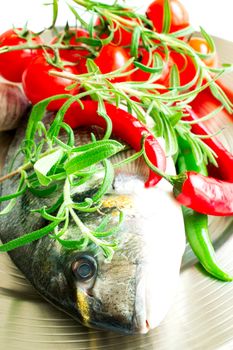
[0, 114, 185, 334]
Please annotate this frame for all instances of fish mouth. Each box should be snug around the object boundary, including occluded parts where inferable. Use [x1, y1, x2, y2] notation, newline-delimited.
[75, 281, 151, 335]
[74, 263, 152, 335]
[133, 317, 150, 334]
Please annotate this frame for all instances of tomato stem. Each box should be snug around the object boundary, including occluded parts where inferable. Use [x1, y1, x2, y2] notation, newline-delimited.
[0, 43, 96, 55]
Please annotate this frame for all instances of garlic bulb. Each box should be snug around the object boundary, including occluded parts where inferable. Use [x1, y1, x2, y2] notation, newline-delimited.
[0, 83, 29, 131]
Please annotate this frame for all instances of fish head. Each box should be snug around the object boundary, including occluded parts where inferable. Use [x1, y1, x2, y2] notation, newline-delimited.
[31, 174, 185, 335]
[64, 245, 142, 334]
[31, 207, 149, 334]
[0, 122, 185, 335]
[30, 238, 144, 334]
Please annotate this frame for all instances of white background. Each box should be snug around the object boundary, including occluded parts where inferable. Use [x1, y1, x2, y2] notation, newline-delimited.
[0, 0, 232, 41]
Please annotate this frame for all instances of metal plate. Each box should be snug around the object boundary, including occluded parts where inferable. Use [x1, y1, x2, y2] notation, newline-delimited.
[0, 37, 233, 350]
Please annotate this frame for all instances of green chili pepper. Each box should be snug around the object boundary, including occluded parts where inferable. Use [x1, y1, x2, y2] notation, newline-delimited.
[177, 137, 232, 282]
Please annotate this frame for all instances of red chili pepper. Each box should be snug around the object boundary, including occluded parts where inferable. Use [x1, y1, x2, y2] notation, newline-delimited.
[174, 87, 233, 216]
[64, 100, 166, 187]
[185, 107, 233, 182]
[174, 172, 233, 216]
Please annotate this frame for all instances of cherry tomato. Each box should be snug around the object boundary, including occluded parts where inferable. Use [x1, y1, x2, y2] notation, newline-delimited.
[146, 0, 189, 34]
[50, 28, 90, 63]
[95, 12, 139, 46]
[22, 56, 79, 111]
[0, 28, 43, 83]
[132, 48, 173, 87]
[94, 44, 133, 83]
[188, 37, 218, 67]
[76, 57, 88, 74]
[170, 51, 196, 86]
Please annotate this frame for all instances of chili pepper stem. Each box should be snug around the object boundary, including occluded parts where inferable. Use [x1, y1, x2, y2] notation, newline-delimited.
[143, 149, 171, 182]
[170, 173, 188, 194]
[144, 150, 190, 193]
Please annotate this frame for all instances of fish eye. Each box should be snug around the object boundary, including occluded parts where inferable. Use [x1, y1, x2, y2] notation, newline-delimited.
[72, 255, 97, 282]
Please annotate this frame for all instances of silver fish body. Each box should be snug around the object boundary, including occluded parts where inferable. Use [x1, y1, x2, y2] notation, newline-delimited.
[0, 116, 186, 334]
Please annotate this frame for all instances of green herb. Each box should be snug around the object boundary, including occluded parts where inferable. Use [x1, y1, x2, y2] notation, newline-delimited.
[0, 107, 125, 259]
[0, 0, 232, 262]
[162, 0, 171, 34]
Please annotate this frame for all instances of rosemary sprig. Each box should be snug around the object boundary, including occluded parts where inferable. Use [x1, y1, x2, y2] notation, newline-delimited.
[0, 0, 233, 261]
[0, 100, 126, 259]
[72, 0, 233, 110]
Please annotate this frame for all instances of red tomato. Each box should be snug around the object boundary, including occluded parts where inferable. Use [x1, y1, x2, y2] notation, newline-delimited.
[0, 28, 43, 83]
[188, 37, 218, 68]
[94, 44, 133, 83]
[22, 56, 79, 111]
[76, 57, 88, 74]
[132, 48, 173, 87]
[50, 28, 90, 63]
[146, 0, 189, 34]
[95, 12, 139, 46]
[170, 51, 196, 86]
[113, 17, 135, 46]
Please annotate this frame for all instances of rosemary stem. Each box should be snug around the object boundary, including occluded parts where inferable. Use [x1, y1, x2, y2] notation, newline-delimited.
[49, 70, 82, 81]
[0, 147, 60, 184]
[0, 163, 31, 183]
[72, 0, 140, 27]
[69, 207, 90, 234]
[107, 13, 138, 27]
[69, 207, 108, 247]
[72, 0, 87, 7]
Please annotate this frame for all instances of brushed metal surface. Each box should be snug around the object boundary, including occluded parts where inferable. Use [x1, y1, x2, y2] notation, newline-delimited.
[0, 37, 233, 350]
